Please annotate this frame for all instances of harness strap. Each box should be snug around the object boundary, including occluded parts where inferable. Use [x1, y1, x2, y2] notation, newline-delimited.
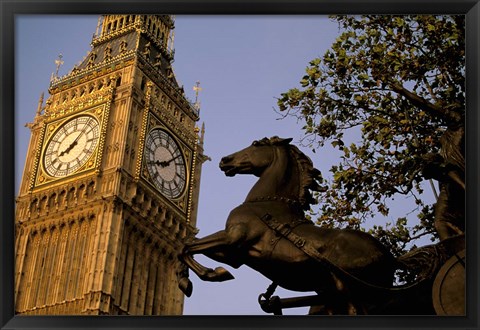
[259, 213, 421, 292]
[261, 213, 327, 262]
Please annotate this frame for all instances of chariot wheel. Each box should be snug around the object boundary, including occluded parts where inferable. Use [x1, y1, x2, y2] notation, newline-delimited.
[432, 249, 465, 315]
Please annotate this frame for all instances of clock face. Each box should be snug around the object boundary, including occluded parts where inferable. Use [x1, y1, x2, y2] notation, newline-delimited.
[145, 128, 187, 199]
[43, 115, 100, 178]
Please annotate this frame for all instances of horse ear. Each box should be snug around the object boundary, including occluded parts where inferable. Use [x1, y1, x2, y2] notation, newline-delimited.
[280, 137, 293, 145]
[270, 136, 293, 145]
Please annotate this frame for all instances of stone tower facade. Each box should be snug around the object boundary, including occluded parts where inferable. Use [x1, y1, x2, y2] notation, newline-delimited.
[15, 15, 205, 315]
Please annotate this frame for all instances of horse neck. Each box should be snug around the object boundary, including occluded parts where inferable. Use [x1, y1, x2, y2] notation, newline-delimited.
[245, 147, 300, 202]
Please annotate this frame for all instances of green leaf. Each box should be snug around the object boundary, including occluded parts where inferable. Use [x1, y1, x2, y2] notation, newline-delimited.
[276, 14, 465, 254]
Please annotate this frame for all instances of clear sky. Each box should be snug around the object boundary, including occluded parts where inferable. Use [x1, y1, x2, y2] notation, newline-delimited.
[15, 15, 434, 315]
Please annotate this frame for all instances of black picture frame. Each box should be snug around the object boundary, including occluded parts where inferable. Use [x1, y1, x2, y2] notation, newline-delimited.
[1, 1, 478, 329]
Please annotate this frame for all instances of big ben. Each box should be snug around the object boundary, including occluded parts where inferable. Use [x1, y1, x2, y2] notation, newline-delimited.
[14, 15, 206, 315]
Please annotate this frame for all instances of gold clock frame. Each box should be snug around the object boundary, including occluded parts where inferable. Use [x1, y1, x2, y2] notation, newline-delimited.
[32, 103, 110, 190]
[139, 112, 194, 213]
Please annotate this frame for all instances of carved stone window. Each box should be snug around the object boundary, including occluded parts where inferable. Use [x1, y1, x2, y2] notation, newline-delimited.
[104, 45, 112, 61]
[66, 188, 75, 204]
[78, 184, 86, 200]
[48, 193, 57, 210]
[30, 198, 38, 215]
[154, 54, 162, 68]
[86, 181, 95, 196]
[142, 42, 151, 58]
[87, 52, 97, 68]
[58, 190, 66, 207]
[120, 40, 128, 54]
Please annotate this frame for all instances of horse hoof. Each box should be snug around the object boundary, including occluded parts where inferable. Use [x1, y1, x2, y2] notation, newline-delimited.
[178, 277, 193, 297]
[213, 267, 235, 282]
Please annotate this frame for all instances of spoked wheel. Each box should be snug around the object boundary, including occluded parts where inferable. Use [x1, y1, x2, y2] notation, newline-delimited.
[432, 249, 465, 315]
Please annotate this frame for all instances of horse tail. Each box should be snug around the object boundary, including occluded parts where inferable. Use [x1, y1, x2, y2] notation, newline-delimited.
[394, 244, 446, 285]
[393, 234, 464, 289]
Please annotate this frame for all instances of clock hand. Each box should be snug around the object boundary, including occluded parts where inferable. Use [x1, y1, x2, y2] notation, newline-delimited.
[71, 127, 87, 146]
[148, 154, 181, 168]
[59, 141, 76, 157]
[59, 129, 86, 157]
[59, 137, 79, 157]
[148, 160, 167, 167]
[159, 154, 182, 168]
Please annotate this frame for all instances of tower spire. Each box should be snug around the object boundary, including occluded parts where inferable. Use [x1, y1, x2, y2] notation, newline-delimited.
[35, 92, 44, 117]
[193, 81, 202, 112]
[199, 122, 206, 147]
[95, 16, 102, 38]
[54, 53, 64, 76]
[168, 29, 175, 55]
[50, 53, 64, 82]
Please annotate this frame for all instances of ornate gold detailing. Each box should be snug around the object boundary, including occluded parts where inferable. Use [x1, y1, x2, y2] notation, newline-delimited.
[119, 39, 128, 54]
[94, 83, 115, 174]
[104, 45, 112, 61]
[91, 20, 137, 47]
[29, 122, 47, 191]
[186, 128, 199, 224]
[148, 95, 197, 145]
[134, 81, 154, 181]
[136, 53, 198, 121]
[16, 189, 97, 231]
[124, 185, 194, 242]
[86, 51, 97, 69]
[34, 101, 111, 189]
[138, 109, 193, 213]
[46, 83, 113, 120]
[49, 52, 133, 92]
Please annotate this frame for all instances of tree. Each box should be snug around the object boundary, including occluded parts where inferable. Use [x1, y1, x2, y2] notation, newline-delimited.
[277, 15, 465, 256]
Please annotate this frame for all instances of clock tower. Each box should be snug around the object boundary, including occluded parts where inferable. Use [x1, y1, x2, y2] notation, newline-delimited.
[15, 15, 206, 315]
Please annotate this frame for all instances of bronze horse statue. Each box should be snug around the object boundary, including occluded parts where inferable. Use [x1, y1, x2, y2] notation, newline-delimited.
[177, 137, 438, 314]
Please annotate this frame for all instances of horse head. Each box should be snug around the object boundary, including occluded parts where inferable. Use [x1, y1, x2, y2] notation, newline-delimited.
[220, 136, 323, 210]
[219, 136, 292, 177]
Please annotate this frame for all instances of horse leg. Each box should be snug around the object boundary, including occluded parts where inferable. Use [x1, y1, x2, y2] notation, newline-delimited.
[329, 273, 367, 315]
[177, 262, 193, 297]
[181, 252, 234, 281]
[186, 223, 248, 255]
[184, 222, 248, 273]
[180, 230, 236, 283]
[178, 233, 234, 297]
[178, 224, 249, 296]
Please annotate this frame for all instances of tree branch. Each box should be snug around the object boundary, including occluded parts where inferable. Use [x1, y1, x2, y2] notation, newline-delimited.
[388, 81, 461, 123]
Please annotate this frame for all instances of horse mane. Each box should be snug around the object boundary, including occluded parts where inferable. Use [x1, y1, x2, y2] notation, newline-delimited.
[254, 136, 323, 210]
